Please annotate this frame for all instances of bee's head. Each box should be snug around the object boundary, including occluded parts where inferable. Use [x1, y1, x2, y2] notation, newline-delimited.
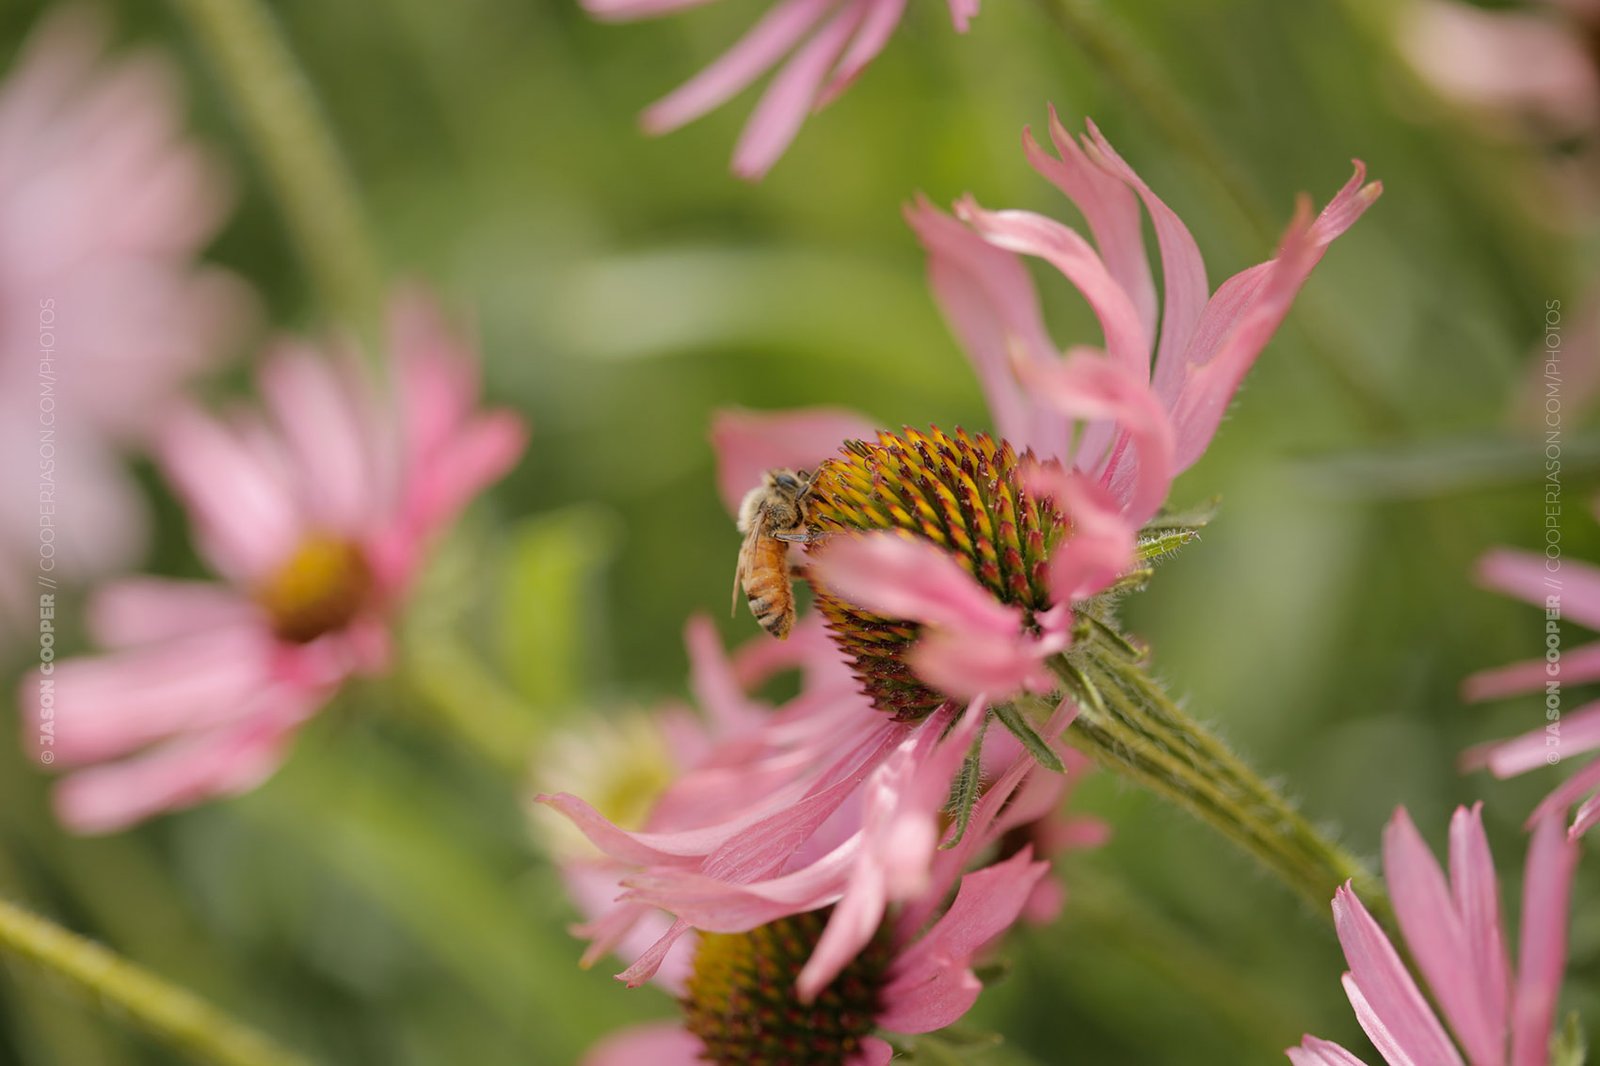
[767, 468, 808, 495]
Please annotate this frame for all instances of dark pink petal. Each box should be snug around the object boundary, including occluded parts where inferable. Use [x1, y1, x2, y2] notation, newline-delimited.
[1525, 757, 1600, 830]
[1014, 348, 1176, 526]
[640, 0, 834, 134]
[710, 405, 876, 516]
[617, 917, 694, 987]
[1447, 804, 1512, 1059]
[1080, 118, 1209, 385]
[878, 847, 1048, 1033]
[582, 1023, 702, 1066]
[1510, 815, 1579, 1066]
[1383, 807, 1502, 1064]
[1572, 793, 1600, 838]
[1286, 1036, 1373, 1066]
[1022, 109, 1156, 339]
[1333, 884, 1464, 1065]
[853, 1036, 895, 1066]
[956, 197, 1152, 374]
[908, 627, 1060, 702]
[732, 1, 869, 180]
[1169, 165, 1380, 472]
[811, 531, 1022, 636]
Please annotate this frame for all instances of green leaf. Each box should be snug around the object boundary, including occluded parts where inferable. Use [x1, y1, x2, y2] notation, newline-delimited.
[992, 703, 1065, 773]
[1136, 499, 1217, 565]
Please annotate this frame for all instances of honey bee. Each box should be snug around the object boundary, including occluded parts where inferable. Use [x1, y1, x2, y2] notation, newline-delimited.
[732, 468, 817, 640]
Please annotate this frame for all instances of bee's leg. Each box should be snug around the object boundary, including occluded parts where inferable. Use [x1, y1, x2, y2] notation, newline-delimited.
[772, 530, 830, 545]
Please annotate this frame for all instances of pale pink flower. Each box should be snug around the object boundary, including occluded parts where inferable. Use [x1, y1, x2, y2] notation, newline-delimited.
[906, 109, 1381, 528]
[19, 290, 527, 833]
[583, 0, 979, 179]
[0, 7, 252, 635]
[1288, 804, 1580, 1066]
[1464, 547, 1600, 837]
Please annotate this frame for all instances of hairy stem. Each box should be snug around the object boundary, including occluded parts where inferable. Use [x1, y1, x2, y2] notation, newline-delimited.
[172, 0, 382, 336]
[1047, 636, 1387, 921]
[0, 897, 309, 1066]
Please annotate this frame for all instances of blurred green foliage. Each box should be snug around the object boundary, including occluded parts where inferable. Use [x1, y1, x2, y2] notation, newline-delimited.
[3, 0, 1599, 1063]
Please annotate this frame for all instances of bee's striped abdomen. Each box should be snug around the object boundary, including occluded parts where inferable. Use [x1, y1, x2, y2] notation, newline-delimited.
[742, 537, 795, 639]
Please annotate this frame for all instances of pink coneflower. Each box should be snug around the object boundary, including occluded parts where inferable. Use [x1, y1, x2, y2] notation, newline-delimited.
[582, 0, 979, 180]
[1464, 547, 1600, 837]
[20, 290, 526, 833]
[0, 7, 252, 636]
[1288, 804, 1580, 1066]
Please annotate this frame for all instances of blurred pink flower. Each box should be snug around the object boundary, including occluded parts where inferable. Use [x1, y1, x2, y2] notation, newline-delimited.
[19, 290, 526, 833]
[0, 7, 253, 635]
[1288, 804, 1580, 1066]
[583, 0, 979, 179]
[907, 110, 1381, 527]
[1464, 547, 1600, 838]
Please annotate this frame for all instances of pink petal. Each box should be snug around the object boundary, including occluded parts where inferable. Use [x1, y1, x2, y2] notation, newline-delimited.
[1572, 793, 1600, 838]
[87, 578, 257, 648]
[1477, 550, 1600, 631]
[1383, 807, 1502, 1064]
[1510, 815, 1579, 1066]
[1014, 348, 1176, 526]
[1464, 643, 1600, 704]
[710, 405, 875, 516]
[1333, 884, 1464, 1066]
[817, 0, 907, 108]
[685, 614, 765, 734]
[1526, 757, 1600, 830]
[731, 0, 869, 180]
[258, 345, 377, 536]
[1467, 699, 1600, 777]
[908, 627, 1060, 703]
[1447, 804, 1512, 1060]
[1020, 461, 1136, 601]
[640, 0, 834, 135]
[1169, 165, 1380, 472]
[1023, 108, 1157, 340]
[943, 0, 978, 32]
[1286, 1036, 1373, 1066]
[877, 847, 1048, 1033]
[853, 1036, 895, 1066]
[904, 197, 1063, 455]
[810, 531, 1022, 636]
[1080, 118, 1209, 385]
[582, 1023, 702, 1066]
[955, 196, 1152, 374]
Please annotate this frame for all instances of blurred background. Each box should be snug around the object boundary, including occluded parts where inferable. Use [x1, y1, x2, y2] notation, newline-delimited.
[1, 0, 1598, 1062]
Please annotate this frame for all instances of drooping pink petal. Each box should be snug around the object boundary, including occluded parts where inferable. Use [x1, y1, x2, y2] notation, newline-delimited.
[1447, 804, 1512, 1059]
[710, 405, 875, 516]
[640, 0, 835, 135]
[1510, 814, 1579, 1066]
[811, 531, 1022, 636]
[732, 0, 870, 180]
[853, 1036, 895, 1066]
[1382, 807, 1501, 1064]
[817, 0, 907, 108]
[955, 196, 1152, 374]
[582, 1022, 702, 1066]
[1286, 1036, 1373, 1066]
[877, 847, 1048, 1033]
[1333, 884, 1465, 1066]
[1525, 757, 1600, 830]
[908, 627, 1060, 702]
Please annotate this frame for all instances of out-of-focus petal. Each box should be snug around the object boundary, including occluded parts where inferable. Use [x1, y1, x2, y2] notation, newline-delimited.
[818, 0, 907, 108]
[1382, 807, 1502, 1063]
[1333, 884, 1465, 1066]
[1464, 642, 1600, 703]
[1510, 814, 1579, 1066]
[582, 1022, 702, 1066]
[1477, 550, 1600, 630]
[87, 578, 257, 648]
[1447, 804, 1512, 1058]
[1465, 699, 1600, 777]
[1021, 461, 1136, 601]
[1285, 1036, 1372, 1066]
[711, 405, 874, 516]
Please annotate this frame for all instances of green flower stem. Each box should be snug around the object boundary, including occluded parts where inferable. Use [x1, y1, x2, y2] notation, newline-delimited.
[1044, 636, 1388, 923]
[1041, 0, 1405, 434]
[172, 0, 382, 338]
[0, 896, 309, 1066]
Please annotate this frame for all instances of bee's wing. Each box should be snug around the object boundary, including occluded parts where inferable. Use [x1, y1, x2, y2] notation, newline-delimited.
[731, 510, 766, 616]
